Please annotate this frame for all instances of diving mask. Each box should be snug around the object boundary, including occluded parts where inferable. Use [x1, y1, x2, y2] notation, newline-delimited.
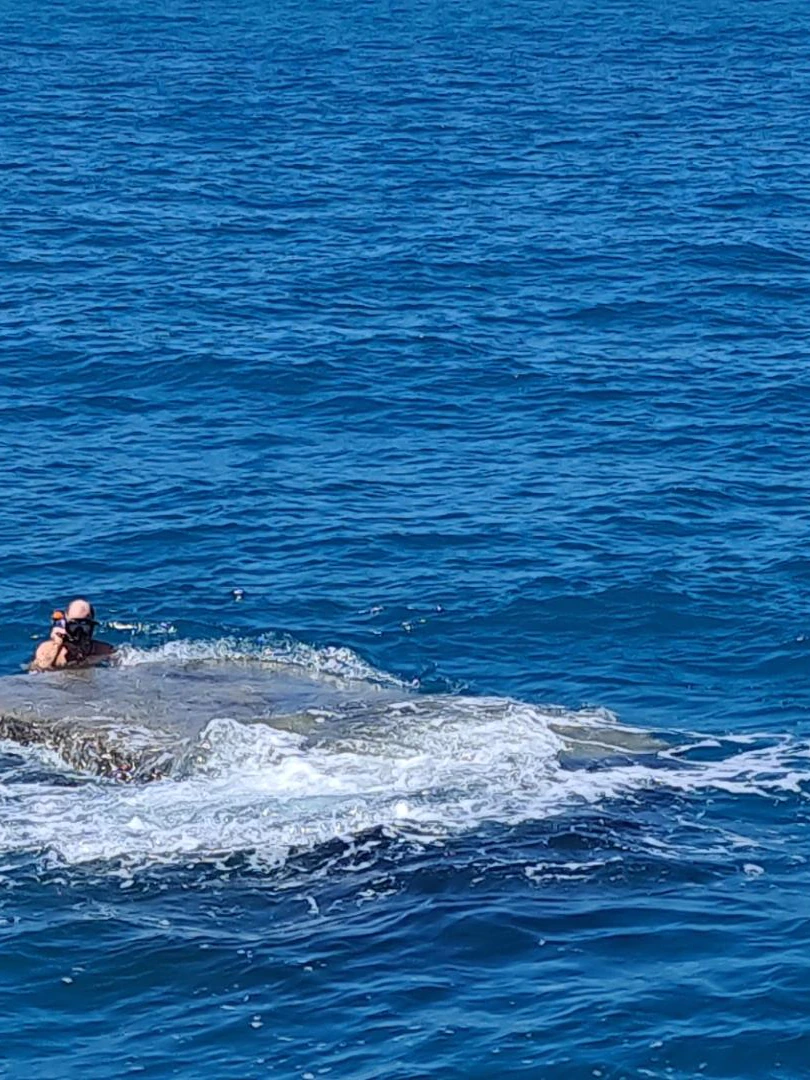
[52, 610, 97, 651]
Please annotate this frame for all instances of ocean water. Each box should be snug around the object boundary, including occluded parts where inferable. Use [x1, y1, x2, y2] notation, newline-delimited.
[2, 0, 810, 1076]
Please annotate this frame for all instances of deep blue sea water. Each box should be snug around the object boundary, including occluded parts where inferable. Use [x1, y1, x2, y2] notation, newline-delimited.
[2, 0, 810, 1076]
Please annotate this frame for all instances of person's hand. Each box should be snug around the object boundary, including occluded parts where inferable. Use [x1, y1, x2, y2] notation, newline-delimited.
[50, 625, 68, 645]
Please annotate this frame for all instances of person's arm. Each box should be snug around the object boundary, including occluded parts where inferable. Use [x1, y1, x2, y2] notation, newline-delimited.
[30, 628, 68, 671]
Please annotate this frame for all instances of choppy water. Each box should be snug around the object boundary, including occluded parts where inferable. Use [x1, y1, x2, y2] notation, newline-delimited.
[3, 0, 810, 1076]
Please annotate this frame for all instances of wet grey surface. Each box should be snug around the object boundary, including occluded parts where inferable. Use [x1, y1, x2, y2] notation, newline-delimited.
[0, 660, 409, 779]
[0, 660, 662, 782]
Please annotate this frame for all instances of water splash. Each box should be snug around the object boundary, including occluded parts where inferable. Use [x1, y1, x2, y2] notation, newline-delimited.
[114, 635, 407, 687]
[0, 646, 808, 873]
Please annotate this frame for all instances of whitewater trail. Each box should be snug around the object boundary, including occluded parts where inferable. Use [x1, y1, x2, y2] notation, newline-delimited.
[0, 639, 807, 872]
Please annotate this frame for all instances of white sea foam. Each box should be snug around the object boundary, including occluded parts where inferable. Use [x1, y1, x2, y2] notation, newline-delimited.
[114, 635, 407, 687]
[1, 640, 808, 871]
[1, 674, 809, 871]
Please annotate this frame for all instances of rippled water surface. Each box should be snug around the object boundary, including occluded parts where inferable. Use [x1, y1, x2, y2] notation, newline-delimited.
[2, 0, 810, 1077]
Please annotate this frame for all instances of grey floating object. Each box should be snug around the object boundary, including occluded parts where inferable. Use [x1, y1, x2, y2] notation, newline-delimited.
[0, 659, 665, 788]
[0, 659, 409, 783]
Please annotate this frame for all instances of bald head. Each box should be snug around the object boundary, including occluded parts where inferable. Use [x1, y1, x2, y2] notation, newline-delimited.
[66, 598, 95, 620]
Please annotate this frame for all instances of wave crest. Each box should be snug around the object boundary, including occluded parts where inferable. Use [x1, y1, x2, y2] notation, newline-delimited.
[114, 635, 407, 687]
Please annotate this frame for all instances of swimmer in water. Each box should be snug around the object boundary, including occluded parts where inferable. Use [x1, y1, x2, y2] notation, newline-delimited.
[30, 598, 115, 671]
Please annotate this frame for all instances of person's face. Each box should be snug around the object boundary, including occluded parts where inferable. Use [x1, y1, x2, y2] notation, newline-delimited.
[62, 601, 96, 651]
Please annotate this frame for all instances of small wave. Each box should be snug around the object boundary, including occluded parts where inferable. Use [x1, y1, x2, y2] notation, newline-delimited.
[114, 635, 407, 687]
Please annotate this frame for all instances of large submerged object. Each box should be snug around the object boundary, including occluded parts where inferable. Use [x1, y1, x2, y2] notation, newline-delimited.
[0, 639, 664, 784]
[1, 640, 797, 873]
